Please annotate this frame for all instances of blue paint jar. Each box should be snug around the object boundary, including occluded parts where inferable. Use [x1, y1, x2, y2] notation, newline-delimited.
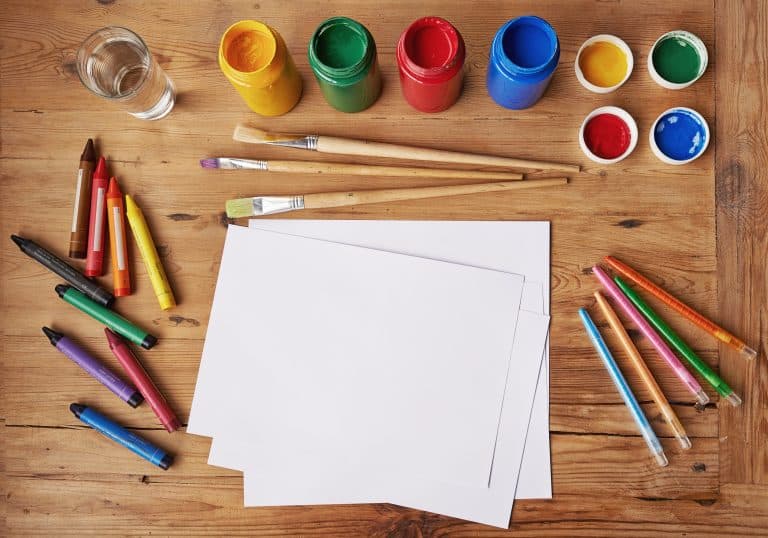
[486, 16, 560, 109]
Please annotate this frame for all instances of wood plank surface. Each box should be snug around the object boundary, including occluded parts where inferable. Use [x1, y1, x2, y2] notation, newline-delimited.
[714, 0, 768, 488]
[1, 0, 765, 536]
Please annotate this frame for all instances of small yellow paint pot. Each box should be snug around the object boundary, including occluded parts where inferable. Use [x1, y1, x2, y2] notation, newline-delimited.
[575, 34, 633, 93]
[219, 20, 303, 116]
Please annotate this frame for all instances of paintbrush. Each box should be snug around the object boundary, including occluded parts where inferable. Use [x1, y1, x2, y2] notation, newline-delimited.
[233, 124, 581, 173]
[225, 177, 568, 217]
[200, 157, 524, 180]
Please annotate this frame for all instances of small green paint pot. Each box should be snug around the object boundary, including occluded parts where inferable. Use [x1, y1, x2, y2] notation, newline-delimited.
[308, 17, 382, 112]
[648, 30, 708, 89]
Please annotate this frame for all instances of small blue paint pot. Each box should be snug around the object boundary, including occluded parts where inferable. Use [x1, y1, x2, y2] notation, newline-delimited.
[486, 16, 560, 109]
[649, 107, 710, 164]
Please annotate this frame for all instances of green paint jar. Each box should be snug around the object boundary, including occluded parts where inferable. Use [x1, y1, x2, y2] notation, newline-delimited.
[308, 17, 382, 112]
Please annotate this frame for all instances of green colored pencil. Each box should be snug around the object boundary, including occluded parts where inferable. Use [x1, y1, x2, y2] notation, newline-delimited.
[614, 275, 742, 407]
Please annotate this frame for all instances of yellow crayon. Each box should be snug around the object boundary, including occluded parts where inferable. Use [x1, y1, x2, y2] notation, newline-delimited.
[124, 195, 176, 310]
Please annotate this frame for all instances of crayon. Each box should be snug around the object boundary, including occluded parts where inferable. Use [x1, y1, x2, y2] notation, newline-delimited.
[69, 139, 96, 258]
[54, 284, 157, 349]
[42, 327, 143, 407]
[106, 178, 131, 296]
[70, 403, 173, 470]
[85, 157, 109, 277]
[105, 329, 180, 432]
[125, 195, 176, 310]
[11, 234, 114, 307]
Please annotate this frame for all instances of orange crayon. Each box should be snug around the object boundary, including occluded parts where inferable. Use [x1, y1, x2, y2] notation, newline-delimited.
[106, 178, 131, 296]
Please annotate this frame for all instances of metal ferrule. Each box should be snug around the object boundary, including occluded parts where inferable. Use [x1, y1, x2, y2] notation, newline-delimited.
[267, 135, 318, 151]
[224, 158, 269, 170]
[254, 196, 305, 216]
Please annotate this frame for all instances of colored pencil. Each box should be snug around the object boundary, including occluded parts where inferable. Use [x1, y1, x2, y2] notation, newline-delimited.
[604, 256, 757, 360]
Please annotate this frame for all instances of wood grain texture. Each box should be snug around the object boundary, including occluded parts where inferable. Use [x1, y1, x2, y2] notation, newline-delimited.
[1, 0, 765, 536]
[714, 0, 768, 487]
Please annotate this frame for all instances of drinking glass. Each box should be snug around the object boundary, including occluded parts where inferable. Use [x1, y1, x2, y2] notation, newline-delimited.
[76, 27, 175, 120]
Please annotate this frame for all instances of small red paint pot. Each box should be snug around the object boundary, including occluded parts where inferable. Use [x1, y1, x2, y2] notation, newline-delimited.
[396, 17, 465, 113]
[579, 106, 638, 164]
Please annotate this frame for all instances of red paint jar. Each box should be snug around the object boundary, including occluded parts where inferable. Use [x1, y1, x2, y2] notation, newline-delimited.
[396, 17, 465, 113]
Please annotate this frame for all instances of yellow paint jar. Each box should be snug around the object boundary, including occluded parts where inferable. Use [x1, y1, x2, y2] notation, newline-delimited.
[219, 20, 302, 116]
[575, 34, 633, 94]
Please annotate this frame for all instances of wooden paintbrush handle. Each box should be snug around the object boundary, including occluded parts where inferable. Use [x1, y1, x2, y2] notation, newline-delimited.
[267, 160, 523, 180]
[315, 136, 580, 173]
[302, 178, 568, 209]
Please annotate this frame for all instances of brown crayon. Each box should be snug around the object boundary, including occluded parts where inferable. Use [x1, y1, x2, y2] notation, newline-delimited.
[69, 139, 96, 258]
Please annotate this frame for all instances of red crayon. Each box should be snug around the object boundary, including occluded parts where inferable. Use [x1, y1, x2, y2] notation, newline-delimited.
[85, 157, 109, 277]
[105, 328, 180, 432]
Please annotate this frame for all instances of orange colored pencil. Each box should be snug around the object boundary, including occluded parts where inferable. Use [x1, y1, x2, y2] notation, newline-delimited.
[604, 256, 757, 360]
[106, 177, 131, 297]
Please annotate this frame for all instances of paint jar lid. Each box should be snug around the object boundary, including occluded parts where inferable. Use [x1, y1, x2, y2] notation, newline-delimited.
[578, 106, 638, 164]
[649, 107, 710, 164]
[574, 34, 633, 94]
[309, 17, 377, 84]
[491, 16, 560, 80]
[648, 30, 708, 89]
[396, 17, 465, 84]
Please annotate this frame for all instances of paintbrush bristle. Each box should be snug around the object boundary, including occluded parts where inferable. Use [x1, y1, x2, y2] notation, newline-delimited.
[225, 197, 256, 218]
[233, 124, 307, 144]
[199, 158, 220, 169]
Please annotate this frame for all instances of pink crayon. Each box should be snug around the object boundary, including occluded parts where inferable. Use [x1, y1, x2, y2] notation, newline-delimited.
[592, 265, 709, 406]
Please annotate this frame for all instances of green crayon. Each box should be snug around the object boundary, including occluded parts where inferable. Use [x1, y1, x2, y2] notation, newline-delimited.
[614, 276, 741, 406]
[55, 285, 157, 350]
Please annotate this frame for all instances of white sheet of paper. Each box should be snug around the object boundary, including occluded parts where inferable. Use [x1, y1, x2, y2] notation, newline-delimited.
[210, 310, 549, 527]
[188, 225, 525, 486]
[240, 219, 551, 499]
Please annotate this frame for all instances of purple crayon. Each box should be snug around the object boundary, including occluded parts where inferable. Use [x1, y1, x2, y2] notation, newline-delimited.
[42, 327, 143, 408]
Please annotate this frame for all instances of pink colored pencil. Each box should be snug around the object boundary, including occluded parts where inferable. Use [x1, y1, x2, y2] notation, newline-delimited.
[592, 265, 709, 406]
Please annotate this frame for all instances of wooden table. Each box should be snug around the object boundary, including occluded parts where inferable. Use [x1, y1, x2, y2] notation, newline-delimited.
[2, 1, 766, 535]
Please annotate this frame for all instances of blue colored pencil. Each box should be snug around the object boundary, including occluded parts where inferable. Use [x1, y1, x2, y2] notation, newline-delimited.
[579, 307, 668, 467]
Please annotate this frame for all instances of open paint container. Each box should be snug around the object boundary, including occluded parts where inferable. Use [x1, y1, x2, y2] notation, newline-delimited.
[579, 106, 638, 164]
[649, 107, 709, 164]
[648, 30, 708, 89]
[575, 34, 633, 93]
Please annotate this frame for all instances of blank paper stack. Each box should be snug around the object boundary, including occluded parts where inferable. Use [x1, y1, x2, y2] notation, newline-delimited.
[188, 220, 551, 528]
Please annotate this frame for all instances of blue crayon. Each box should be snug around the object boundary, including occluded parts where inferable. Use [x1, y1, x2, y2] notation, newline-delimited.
[70, 403, 173, 470]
